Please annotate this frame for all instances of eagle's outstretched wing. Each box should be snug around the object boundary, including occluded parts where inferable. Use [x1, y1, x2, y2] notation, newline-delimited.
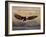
[15, 14, 37, 21]
[27, 16, 38, 20]
[15, 14, 23, 20]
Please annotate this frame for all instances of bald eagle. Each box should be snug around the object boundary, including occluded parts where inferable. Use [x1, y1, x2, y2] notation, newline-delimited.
[15, 14, 37, 21]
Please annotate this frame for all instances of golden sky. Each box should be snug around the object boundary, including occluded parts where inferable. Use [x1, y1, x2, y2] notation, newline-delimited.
[12, 6, 40, 24]
[12, 6, 40, 17]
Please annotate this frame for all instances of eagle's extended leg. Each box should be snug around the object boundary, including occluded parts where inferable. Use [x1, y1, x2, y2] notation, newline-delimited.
[23, 17, 26, 21]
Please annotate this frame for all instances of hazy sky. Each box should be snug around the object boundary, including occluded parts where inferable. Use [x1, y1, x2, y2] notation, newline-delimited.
[12, 6, 41, 30]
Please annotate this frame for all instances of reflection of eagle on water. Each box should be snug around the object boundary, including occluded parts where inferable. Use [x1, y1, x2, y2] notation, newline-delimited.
[15, 14, 37, 21]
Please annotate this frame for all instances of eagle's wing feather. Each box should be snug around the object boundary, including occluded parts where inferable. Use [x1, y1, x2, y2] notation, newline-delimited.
[27, 16, 37, 20]
[15, 14, 23, 20]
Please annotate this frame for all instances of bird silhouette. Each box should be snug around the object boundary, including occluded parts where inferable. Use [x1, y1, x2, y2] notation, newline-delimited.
[15, 14, 38, 21]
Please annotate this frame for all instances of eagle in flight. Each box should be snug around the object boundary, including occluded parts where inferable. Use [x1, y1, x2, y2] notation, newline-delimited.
[14, 14, 38, 21]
